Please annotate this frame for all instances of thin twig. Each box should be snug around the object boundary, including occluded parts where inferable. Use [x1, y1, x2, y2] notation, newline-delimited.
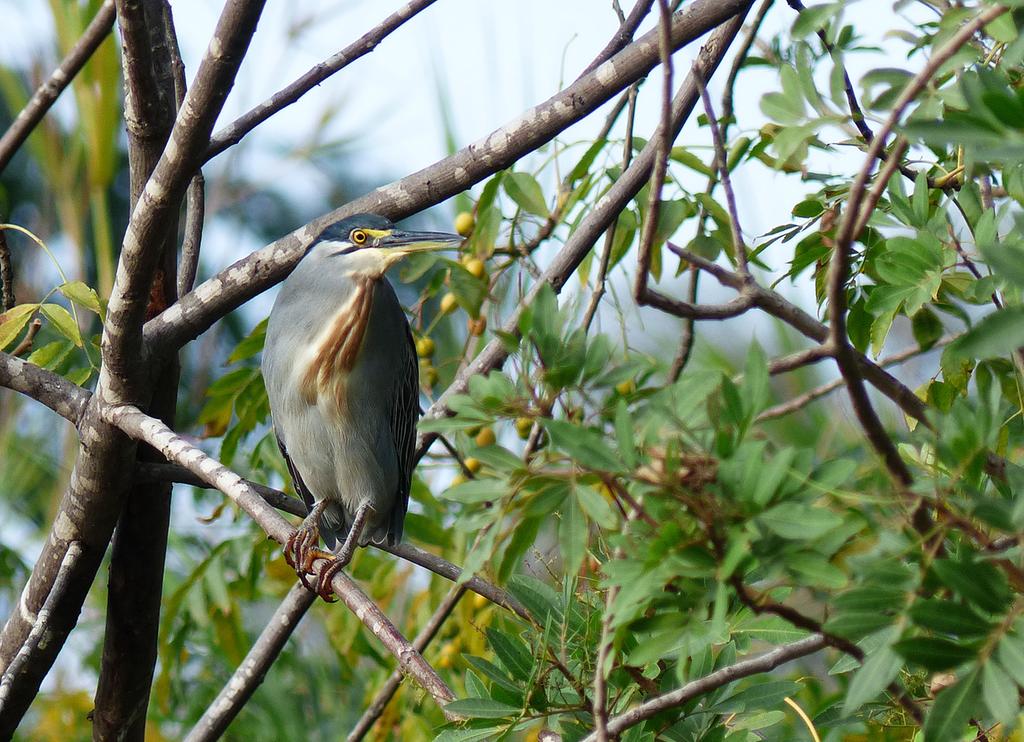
[347, 585, 465, 741]
[0, 227, 13, 311]
[667, 268, 699, 381]
[206, 0, 440, 160]
[582, 83, 639, 333]
[0, 0, 116, 175]
[178, 174, 206, 297]
[0, 542, 82, 711]
[697, 73, 748, 273]
[827, 6, 1006, 493]
[579, 0, 656, 79]
[593, 497, 645, 741]
[633, 0, 674, 302]
[582, 635, 828, 741]
[11, 319, 42, 357]
[757, 334, 958, 421]
[185, 582, 316, 742]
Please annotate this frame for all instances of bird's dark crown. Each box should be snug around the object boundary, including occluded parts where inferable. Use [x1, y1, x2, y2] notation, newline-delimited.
[314, 213, 394, 246]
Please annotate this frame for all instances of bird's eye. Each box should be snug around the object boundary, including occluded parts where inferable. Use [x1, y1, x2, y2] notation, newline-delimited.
[350, 229, 368, 245]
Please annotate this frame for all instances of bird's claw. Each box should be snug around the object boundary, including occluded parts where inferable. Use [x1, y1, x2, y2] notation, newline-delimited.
[285, 523, 339, 602]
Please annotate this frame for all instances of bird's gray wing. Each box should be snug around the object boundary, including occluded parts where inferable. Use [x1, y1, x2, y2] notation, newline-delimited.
[276, 434, 315, 513]
[386, 322, 419, 544]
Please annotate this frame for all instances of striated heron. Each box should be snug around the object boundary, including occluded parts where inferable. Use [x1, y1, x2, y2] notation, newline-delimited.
[262, 213, 463, 600]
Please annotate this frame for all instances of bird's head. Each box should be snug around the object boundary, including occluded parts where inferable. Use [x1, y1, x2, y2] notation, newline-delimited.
[306, 213, 464, 279]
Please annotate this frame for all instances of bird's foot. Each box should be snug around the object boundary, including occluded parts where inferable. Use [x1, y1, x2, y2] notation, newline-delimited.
[285, 501, 339, 602]
[308, 501, 374, 602]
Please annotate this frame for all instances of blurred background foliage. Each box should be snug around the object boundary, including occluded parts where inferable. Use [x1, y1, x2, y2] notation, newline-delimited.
[2, 0, 1024, 740]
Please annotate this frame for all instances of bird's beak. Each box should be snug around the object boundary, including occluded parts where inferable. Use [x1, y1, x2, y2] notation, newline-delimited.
[385, 229, 465, 257]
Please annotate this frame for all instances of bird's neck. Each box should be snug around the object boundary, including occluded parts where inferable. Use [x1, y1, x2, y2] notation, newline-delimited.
[342, 248, 402, 280]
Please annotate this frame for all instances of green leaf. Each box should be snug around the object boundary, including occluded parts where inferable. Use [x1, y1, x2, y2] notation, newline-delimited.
[931, 558, 1011, 614]
[922, 667, 981, 742]
[540, 419, 621, 471]
[949, 307, 1024, 360]
[995, 632, 1024, 687]
[907, 599, 993, 637]
[980, 240, 1024, 288]
[40, 303, 81, 347]
[758, 503, 843, 540]
[59, 280, 103, 319]
[843, 643, 902, 714]
[444, 697, 519, 719]
[504, 171, 548, 217]
[463, 655, 521, 693]
[449, 262, 488, 318]
[576, 484, 616, 529]
[486, 628, 533, 682]
[715, 680, 800, 712]
[441, 479, 503, 504]
[434, 726, 505, 742]
[791, 2, 840, 39]
[892, 636, 977, 671]
[982, 661, 1018, 724]
[559, 493, 586, 576]
[0, 303, 38, 349]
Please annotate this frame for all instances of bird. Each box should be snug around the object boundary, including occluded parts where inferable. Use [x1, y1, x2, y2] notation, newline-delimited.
[262, 213, 463, 601]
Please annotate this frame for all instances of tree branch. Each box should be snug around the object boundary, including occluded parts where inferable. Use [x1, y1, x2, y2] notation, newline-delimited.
[0, 543, 83, 714]
[347, 585, 465, 741]
[0, 227, 13, 311]
[94, 2, 182, 736]
[0, 3, 269, 731]
[416, 12, 750, 459]
[0, 351, 91, 425]
[205, 0, 440, 160]
[0, 0, 117, 175]
[184, 582, 316, 741]
[100, 403, 457, 714]
[827, 5, 1005, 493]
[581, 635, 828, 741]
[136, 461, 532, 623]
[143, 0, 756, 358]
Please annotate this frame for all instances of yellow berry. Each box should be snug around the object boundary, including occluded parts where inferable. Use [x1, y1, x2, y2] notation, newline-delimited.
[439, 293, 458, 314]
[463, 257, 487, 280]
[415, 337, 435, 358]
[615, 379, 636, 395]
[472, 593, 488, 609]
[464, 457, 481, 473]
[514, 417, 533, 439]
[451, 473, 468, 487]
[475, 427, 496, 447]
[454, 211, 475, 236]
[468, 316, 487, 336]
[424, 367, 439, 387]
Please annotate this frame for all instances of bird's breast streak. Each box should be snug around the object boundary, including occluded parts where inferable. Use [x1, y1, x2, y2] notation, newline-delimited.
[298, 277, 376, 416]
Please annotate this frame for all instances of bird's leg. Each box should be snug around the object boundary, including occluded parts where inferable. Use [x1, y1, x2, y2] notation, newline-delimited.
[285, 499, 334, 593]
[313, 501, 373, 601]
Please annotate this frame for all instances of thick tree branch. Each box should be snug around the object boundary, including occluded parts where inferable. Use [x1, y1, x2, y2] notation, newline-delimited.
[94, 2, 182, 736]
[0, 351, 91, 425]
[581, 635, 828, 741]
[0, 3, 269, 731]
[0, 0, 117, 176]
[100, 403, 457, 714]
[184, 582, 316, 742]
[143, 0, 755, 358]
